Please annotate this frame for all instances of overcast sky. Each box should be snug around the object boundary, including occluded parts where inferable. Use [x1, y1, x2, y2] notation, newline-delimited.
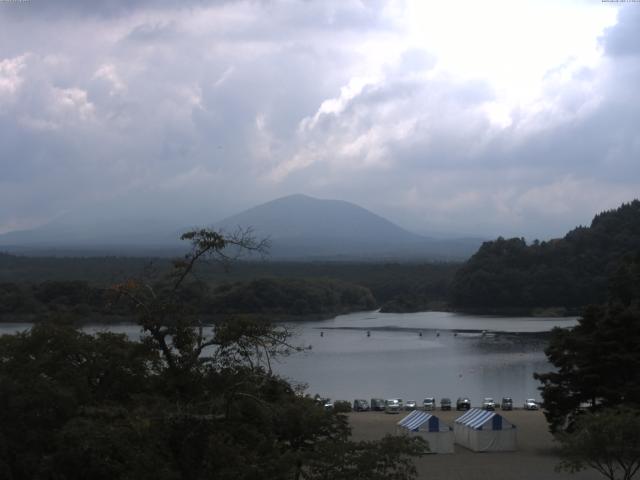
[1, 0, 638, 239]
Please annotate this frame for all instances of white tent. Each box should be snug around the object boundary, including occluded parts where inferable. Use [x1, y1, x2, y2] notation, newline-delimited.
[396, 410, 454, 454]
[454, 409, 517, 452]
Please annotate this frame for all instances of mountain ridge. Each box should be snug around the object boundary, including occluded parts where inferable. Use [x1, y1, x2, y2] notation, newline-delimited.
[215, 194, 480, 260]
[0, 194, 481, 260]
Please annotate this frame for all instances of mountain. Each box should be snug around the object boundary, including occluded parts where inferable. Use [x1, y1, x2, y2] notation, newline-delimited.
[0, 218, 186, 256]
[451, 199, 640, 313]
[215, 194, 480, 260]
[0, 194, 482, 259]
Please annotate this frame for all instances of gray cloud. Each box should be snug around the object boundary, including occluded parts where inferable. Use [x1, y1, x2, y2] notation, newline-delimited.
[601, 5, 640, 57]
[1, 0, 229, 20]
[0, 1, 638, 239]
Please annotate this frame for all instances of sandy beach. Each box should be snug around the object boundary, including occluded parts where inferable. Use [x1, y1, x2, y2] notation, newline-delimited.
[348, 410, 603, 480]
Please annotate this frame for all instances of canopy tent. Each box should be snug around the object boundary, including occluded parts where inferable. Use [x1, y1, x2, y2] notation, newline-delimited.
[454, 408, 517, 452]
[396, 410, 454, 454]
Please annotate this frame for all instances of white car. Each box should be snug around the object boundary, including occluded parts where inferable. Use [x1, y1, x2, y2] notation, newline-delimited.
[405, 400, 417, 410]
[524, 398, 539, 410]
[482, 397, 496, 410]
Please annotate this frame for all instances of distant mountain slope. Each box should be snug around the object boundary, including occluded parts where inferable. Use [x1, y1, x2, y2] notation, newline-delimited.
[0, 218, 184, 256]
[216, 194, 480, 260]
[451, 200, 640, 312]
[217, 194, 422, 243]
[0, 194, 481, 259]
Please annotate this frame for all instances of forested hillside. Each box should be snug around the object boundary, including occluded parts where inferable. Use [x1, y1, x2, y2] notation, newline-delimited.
[451, 200, 640, 313]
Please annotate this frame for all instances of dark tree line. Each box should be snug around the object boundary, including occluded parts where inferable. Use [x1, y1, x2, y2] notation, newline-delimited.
[0, 277, 377, 322]
[0, 264, 459, 320]
[452, 200, 640, 312]
[0, 253, 460, 314]
[207, 278, 376, 317]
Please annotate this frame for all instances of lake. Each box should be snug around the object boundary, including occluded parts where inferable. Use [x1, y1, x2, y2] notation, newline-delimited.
[0, 310, 577, 407]
[275, 310, 577, 406]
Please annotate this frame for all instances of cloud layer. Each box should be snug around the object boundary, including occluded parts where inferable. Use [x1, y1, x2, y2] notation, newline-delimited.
[0, 0, 638, 238]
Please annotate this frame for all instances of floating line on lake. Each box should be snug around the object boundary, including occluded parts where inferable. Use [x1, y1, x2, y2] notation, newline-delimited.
[313, 326, 552, 338]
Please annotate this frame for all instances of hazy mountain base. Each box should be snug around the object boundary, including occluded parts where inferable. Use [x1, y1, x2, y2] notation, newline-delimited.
[0, 194, 483, 261]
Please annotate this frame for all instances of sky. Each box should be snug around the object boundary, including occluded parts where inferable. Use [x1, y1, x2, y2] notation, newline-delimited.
[0, 0, 639, 239]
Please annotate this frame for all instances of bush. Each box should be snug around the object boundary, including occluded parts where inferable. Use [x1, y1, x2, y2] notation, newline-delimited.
[333, 401, 352, 413]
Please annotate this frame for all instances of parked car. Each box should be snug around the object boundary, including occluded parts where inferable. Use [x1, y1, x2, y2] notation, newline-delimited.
[405, 400, 417, 410]
[524, 398, 539, 410]
[398, 398, 404, 409]
[501, 397, 513, 410]
[422, 397, 436, 410]
[323, 399, 333, 411]
[456, 397, 471, 410]
[482, 397, 496, 410]
[384, 398, 401, 414]
[353, 399, 370, 411]
[370, 398, 386, 411]
[440, 398, 452, 410]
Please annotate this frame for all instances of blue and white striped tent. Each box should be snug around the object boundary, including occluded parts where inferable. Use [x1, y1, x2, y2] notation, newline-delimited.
[397, 410, 454, 454]
[454, 409, 517, 452]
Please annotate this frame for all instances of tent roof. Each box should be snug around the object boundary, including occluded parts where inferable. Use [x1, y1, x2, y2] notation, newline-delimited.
[455, 408, 514, 430]
[397, 410, 449, 432]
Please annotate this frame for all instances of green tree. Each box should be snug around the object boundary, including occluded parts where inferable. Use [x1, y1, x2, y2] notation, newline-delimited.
[452, 200, 640, 313]
[535, 254, 640, 433]
[0, 323, 159, 479]
[556, 407, 640, 480]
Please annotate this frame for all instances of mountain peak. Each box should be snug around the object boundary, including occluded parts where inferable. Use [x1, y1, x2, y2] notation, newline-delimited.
[213, 195, 480, 260]
[217, 195, 415, 241]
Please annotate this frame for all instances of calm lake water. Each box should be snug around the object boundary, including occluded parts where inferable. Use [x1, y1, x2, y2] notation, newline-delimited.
[276, 311, 577, 406]
[0, 311, 577, 407]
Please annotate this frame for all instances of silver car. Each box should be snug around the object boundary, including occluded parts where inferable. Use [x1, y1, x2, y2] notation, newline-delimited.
[482, 397, 496, 410]
[524, 398, 539, 410]
[405, 400, 417, 410]
[422, 397, 436, 410]
[385, 398, 401, 414]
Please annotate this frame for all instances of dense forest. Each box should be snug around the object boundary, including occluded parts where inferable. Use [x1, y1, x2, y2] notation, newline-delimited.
[0, 277, 376, 323]
[451, 200, 640, 313]
[0, 257, 458, 320]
